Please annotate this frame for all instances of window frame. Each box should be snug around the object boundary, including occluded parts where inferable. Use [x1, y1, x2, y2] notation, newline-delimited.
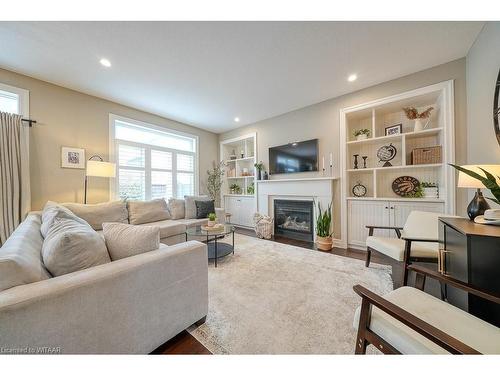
[109, 114, 199, 201]
[0, 82, 29, 117]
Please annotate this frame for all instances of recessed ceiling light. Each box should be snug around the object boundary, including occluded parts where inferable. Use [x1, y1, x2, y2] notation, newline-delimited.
[99, 58, 111, 68]
[348, 74, 357, 82]
[234, 117, 240, 123]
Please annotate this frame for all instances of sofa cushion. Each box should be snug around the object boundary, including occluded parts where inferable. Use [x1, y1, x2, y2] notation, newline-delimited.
[184, 195, 210, 219]
[40, 201, 88, 238]
[0, 213, 51, 292]
[366, 236, 438, 262]
[102, 222, 160, 261]
[178, 218, 209, 228]
[62, 200, 128, 230]
[139, 219, 186, 238]
[195, 199, 215, 219]
[42, 217, 111, 277]
[127, 199, 171, 225]
[353, 286, 500, 354]
[167, 198, 185, 220]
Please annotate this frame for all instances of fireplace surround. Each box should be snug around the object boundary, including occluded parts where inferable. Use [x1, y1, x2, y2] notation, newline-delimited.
[274, 199, 314, 242]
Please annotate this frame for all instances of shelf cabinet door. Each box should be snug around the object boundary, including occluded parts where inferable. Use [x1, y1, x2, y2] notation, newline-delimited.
[238, 197, 255, 227]
[348, 200, 390, 248]
[224, 196, 241, 225]
[390, 201, 445, 230]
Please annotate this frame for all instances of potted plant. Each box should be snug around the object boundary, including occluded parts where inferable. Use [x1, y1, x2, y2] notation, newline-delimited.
[315, 202, 333, 251]
[229, 183, 241, 194]
[247, 182, 255, 195]
[207, 212, 217, 227]
[254, 161, 264, 180]
[421, 182, 439, 199]
[206, 160, 225, 207]
[354, 128, 370, 141]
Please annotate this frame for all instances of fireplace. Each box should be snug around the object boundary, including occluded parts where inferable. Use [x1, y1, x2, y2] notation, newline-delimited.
[273, 199, 314, 242]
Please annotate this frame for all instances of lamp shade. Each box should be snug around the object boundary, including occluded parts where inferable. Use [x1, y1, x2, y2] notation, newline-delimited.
[457, 165, 500, 188]
[86, 160, 116, 178]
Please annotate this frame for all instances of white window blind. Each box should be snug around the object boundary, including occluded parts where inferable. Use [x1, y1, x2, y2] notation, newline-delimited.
[0, 89, 20, 114]
[111, 116, 197, 201]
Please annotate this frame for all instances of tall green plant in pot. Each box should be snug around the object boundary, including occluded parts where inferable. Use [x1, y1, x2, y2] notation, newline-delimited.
[316, 202, 333, 251]
[207, 160, 225, 207]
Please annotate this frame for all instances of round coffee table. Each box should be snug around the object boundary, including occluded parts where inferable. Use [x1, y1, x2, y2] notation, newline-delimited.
[185, 224, 235, 267]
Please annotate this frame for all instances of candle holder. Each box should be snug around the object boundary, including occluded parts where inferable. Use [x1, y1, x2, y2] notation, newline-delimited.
[353, 154, 359, 169]
[362, 156, 368, 169]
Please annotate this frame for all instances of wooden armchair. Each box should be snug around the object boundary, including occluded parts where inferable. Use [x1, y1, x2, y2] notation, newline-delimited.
[365, 211, 455, 285]
[353, 265, 500, 354]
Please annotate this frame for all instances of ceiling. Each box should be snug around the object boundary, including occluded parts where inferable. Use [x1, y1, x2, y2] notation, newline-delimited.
[0, 22, 484, 133]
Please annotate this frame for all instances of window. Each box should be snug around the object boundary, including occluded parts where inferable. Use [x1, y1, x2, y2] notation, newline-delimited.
[0, 89, 19, 114]
[110, 115, 198, 201]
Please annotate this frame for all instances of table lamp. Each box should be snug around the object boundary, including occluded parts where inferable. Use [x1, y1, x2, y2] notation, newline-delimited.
[457, 164, 500, 220]
[84, 155, 116, 204]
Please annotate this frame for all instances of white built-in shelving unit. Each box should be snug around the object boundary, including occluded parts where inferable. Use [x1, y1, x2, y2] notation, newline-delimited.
[339, 80, 456, 249]
[220, 133, 257, 228]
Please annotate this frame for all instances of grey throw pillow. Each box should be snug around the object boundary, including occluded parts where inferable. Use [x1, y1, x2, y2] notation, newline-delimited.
[195, 200, 215, 219]
[42, 217, 111, 277]
[127, 199, 171, 225]
[102, 222, 160, 261]
[168, 198, 185, 219]
[184, 195, 211, 219]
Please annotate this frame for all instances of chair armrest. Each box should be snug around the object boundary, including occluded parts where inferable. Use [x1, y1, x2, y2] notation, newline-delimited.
[401, 237, 439, 243]
[366, 225, 404, 238]
[407, 265, 500, 304]
[353, 284, 480, 354]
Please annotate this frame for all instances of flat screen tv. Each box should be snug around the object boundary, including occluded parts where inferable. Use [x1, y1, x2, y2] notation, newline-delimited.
[269, 139, 319, 175]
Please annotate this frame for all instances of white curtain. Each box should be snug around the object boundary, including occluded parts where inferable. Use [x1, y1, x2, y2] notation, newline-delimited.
[0, 111, 30, 246]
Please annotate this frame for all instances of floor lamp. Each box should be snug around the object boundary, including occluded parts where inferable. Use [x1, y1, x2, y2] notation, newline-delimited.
[84, 155, 116, 204]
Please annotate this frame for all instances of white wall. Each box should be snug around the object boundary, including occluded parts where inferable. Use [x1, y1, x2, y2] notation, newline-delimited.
[465, 22, 500, 207]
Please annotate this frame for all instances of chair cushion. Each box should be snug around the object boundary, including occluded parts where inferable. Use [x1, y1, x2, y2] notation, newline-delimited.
[127, 199, 171, 225]
[353, 286, 500, 354]
[0, 213, 51, 292]
[366, 236, 438, 261]
[184, 195, 210, 219]
[102, 222, 160, 261]
[167, 198, 185, 220]
[62, 200, 129, 230]
[138, 219, 186, 238]
[402, 211, 457, 240]
[42, 217, 111, 277]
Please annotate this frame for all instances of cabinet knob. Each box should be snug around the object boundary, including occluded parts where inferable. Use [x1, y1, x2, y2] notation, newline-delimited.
[385, 206, 388, 209]
[390, 206, 394, 210]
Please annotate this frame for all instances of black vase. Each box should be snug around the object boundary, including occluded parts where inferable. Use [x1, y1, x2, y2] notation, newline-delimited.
[257, 169, 262, 180]
[467, 189, 491, 220]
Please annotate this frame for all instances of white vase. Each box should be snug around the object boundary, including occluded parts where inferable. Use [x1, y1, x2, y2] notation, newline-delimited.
[413, 119, 429, 132]
[356, 134, 368, 141]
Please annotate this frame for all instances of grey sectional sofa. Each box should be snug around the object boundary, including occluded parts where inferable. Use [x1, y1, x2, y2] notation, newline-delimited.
[0, 199, 222, 354]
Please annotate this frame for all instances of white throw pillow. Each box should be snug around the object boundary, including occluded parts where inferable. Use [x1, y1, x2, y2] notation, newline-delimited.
[127, 199, 171, 225]
[40, 201, 88, 238]
[102, 222, 160, 261]
[42, 217, 111, 277]
[62, 200, 129, 230]
[184, 195, 211, 219]
[168, 198, 186, 219]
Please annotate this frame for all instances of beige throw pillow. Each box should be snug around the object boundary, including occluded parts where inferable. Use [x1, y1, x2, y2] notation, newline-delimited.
[102, 222, 160, 261]
[63, 200, 129, 230]
[42, 217, 111, 277]
[40, 201, 88, 238]
[184, 195, 211, 219]
[168, 198, 185, 219]
[127, 199, 171, 225]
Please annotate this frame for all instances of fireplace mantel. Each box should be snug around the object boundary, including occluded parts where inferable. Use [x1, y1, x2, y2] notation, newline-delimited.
[256, 176, 337, 184]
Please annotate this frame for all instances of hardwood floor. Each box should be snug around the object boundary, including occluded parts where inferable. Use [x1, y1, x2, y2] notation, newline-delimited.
[152, 227, 401, 355]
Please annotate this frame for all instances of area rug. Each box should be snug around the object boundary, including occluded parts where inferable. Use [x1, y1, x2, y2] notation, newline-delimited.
[188, 234, 393, 354]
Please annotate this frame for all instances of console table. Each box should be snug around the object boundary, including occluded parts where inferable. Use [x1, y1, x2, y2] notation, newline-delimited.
[438, 217, 500, 327]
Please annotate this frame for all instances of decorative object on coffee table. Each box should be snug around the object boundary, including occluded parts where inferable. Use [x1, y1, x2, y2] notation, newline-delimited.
[392, 176, 420, 197]
[315, 202, 333, 251]
[185, 224, 235, 267]
[403, 106, 434, 132]
[385, 123, 402, 136]
[352, 181, 367, 197]
[362, 156, 368, 169]
[353, 154, 359, 169]
[377, 143, 397, 167]
[353, 128, 370, 141]
[451, 164, 500, 220]
[207, 213, 217, 227]
[494, 68, 500, 147]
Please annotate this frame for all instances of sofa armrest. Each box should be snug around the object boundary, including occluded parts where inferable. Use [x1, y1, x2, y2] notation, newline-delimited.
[0, 241, 208, 354]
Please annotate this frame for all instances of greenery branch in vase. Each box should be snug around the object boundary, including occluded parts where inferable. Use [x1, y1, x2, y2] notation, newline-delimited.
[207, 160, 225, 207]
[315, 202, 333, 251]
[353, 128, 370, 141]
[403, 106, 434, 132]
[254, 161, 264, 180]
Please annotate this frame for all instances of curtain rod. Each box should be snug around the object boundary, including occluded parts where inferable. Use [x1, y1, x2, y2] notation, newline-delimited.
[21, 119, 37, 127]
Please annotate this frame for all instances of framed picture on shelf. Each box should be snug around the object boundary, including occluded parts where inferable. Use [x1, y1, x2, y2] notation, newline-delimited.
[61, 147, 85, 169]
[385, 123, 402, 136]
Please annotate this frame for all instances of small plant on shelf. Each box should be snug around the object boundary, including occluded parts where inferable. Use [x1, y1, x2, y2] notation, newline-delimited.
[207, 212, 217, 227]
[420, 182, 439, 199]
[229, 183, 241, 195]
[247, 182, 255, 195]
[353, 128, 370, 140]
[315, 202, 333, 251]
